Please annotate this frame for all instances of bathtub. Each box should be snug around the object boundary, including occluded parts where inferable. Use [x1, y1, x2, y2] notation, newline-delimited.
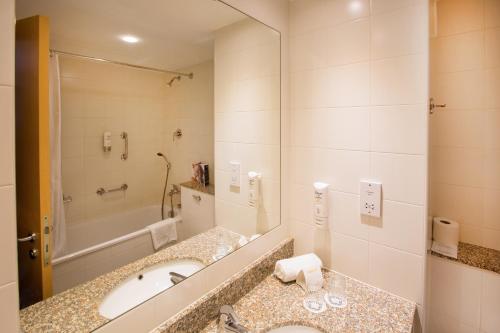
[52, 205, 180, 294]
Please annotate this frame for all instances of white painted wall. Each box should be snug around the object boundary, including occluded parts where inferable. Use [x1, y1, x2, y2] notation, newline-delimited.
[0, 0, 20, 331]
[288, 0, 429, 315]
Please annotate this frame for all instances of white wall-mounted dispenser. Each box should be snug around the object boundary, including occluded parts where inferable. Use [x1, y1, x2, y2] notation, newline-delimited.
[248, 171, 261, 207]
[313, 182, 329, 227]
[103, 131, 112, 152]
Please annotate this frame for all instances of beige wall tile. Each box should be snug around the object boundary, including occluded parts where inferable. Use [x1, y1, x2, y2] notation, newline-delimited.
[480, 271, 500, 332]
[369, 200, 424, 255]
[0, 0, 14, 86]
[0, 185, 17, 286]
[371, 54, 427, 105]
[371, 0, 420, 14]
[429, 256, 482, 330]
[432, 31, 485, 73]
[0, 86, 14, 186]
[437, 0, 484, 36]
[330, 191, 369, 240]
[331, 232, 369, 281]
[484, 28, 500, 69]
[485, 0, 500, 29]
[0, 282, 19, 333]
[371, 105, 426, 154]
[371, 3, 427, 59]
[370, 152, 426, 205]
[326, 18, 370, 66]
[369, 243, 423, 303]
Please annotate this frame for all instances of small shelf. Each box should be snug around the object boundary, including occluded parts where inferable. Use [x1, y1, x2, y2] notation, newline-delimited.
[431, 242, 500, 275]
[180, 180, 215, 196]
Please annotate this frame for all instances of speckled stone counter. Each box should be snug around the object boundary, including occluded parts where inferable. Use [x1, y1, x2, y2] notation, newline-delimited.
[180, 180, 215, 195]
[151, 239, 294, 333]
[431, 242, 500, 274]
[200, 271, 416, 333]
[20, 227, 242, 333]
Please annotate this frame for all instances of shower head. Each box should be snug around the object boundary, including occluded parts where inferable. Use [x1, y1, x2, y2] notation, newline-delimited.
[156, 152, 171, 168]
[167, 75, 181, 87]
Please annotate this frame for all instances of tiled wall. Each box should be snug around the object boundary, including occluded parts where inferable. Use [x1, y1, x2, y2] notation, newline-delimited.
[430, 0, 500, 251]
[428, 256, 500, 333]
[60, 57, 213, 225]
[163, 61, 214, 189]
[0, 0, 20, 331]
[289, 0, 428, 305]
[214, 18, 281, 237]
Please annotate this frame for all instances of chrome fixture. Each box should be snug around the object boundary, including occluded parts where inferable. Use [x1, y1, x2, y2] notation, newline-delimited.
[167, 184, 181, 218]
[96, 184, 128, 196]
[63, 194, 72, 204]
[217, 305, 249, 333]
[167, 75, 181, 87]
[120, 132, 128, 160]
[169, 271, 187, 285]
[17, 233, 37, 243]
[429, 97, 446, 114]
[192, 194, 201, 202]
[157, 152, 172, 220]
[50, 49, 193, 79]
[173, 128, 183, 141]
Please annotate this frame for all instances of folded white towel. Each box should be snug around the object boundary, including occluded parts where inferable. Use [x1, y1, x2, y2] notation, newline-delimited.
[147, 218, 178, 250]
[274, 253, 323, 283]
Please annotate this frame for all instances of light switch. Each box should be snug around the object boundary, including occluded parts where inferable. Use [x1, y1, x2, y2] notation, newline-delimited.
[229, 161, 240, 187]
[360, 180, 382, 218]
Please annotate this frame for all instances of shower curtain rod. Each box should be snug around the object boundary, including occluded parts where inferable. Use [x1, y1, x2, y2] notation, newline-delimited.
[49, 49, 194, 79]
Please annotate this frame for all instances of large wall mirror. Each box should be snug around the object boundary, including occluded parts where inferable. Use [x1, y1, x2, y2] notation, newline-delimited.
[15, 0, 280, 330]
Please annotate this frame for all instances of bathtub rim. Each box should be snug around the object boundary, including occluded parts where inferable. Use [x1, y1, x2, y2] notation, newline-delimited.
[52, 215, 182, 266]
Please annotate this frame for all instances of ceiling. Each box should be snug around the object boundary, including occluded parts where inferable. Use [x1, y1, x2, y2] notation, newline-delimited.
[16, 0, 247, 70]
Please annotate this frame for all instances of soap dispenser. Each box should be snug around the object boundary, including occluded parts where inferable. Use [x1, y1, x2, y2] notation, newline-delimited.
[313, 182, 329, 228]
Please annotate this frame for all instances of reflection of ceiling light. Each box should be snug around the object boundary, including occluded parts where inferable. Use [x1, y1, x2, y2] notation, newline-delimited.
[120, 35, 140, 44]
[349, 0, 363, 13]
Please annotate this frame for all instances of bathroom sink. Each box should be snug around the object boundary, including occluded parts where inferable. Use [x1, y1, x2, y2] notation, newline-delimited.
[98, 259, 205, 319]
[267, 326, 323, 333]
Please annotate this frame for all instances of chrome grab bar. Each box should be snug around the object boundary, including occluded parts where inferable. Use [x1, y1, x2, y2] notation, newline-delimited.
[121, 132, 128, 160]
[18, 233, 37, 243]
[96, 183, 128, 196]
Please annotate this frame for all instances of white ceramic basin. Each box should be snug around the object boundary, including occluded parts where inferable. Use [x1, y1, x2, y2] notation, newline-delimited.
[267, 326, 323, 333]
[98, 259, 205, 319]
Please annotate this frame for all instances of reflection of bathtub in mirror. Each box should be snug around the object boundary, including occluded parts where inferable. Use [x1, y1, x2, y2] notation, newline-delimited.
[52, 204, 208, 294]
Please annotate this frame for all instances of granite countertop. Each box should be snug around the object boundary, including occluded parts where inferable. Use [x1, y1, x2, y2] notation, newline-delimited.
[431, 242, 500, 274]
[201, 271, 416, 333]
[180, 180, 215, 195]
[20, 226, 241, 333]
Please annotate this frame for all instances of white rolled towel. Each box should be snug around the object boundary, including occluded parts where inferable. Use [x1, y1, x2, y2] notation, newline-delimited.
[274, 253, 323, 283]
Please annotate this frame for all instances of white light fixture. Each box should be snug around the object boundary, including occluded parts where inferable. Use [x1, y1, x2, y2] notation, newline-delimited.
[120, 35, 140, 44]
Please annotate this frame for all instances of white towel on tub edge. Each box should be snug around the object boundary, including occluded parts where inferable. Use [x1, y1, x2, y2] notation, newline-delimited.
[147, 218, 178, 250]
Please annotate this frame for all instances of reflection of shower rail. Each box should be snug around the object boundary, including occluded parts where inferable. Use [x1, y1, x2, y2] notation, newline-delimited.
[96, 184, 128, 196]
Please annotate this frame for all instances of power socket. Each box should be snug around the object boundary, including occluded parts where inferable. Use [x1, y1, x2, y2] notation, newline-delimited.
[360, 180, 382, 218]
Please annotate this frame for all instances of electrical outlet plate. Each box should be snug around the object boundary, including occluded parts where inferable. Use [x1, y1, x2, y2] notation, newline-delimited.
[229, 161, 240, 187]
[360, 180, 382, 218]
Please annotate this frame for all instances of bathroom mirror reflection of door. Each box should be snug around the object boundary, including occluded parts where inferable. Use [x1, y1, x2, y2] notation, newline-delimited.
[14, 0, 281, 325]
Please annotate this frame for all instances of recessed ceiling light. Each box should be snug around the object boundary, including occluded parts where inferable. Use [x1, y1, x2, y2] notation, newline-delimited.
[120, 35, 140, 44]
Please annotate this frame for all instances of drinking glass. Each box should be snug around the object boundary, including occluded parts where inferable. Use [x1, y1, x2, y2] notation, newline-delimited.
[324, 274, 347, 308]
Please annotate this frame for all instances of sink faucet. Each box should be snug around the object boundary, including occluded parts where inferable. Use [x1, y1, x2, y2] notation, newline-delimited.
[217, 305, 249, 333]
[169, 272, 187, 285]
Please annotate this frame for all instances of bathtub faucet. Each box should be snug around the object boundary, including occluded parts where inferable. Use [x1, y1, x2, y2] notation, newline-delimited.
[167, 184, 180, 218]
